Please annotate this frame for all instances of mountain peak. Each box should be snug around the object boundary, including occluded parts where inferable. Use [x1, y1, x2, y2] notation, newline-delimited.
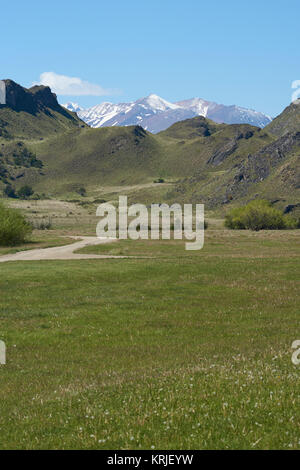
[61, 93, 272, 133]
[142, 94, 179, 111]
[62, 102, 83, 113]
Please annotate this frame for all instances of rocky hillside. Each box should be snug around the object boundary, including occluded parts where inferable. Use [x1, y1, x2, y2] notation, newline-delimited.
[265, 101, 300, 137]
[166, 119, 300, 209]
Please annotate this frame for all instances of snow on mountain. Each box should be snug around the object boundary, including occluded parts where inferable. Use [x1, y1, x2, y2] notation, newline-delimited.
[62, 102, 83, 113]
[176, 97, 210, 117]
[141, 94, 180, 112]
[62, 94, 272, 133]
[77, 102, 133, 127]
[177, 98, 272, 128]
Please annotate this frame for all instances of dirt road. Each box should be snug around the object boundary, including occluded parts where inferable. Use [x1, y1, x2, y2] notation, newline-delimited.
[0, 237, 124, 263]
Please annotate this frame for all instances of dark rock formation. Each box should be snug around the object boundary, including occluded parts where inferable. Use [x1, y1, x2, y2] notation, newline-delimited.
[1, 79, 76, 120]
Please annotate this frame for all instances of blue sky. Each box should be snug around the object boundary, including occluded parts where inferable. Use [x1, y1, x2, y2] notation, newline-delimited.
[2, 0, 300, 116]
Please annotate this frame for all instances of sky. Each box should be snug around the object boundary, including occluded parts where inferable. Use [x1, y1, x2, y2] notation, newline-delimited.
[1, 0, 300, 116]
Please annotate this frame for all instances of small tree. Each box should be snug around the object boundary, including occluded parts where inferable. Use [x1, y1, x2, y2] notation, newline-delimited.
[17, 185, 34, 199]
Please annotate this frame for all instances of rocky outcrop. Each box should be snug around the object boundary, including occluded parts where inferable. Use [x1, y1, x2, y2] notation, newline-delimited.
[1, 79, 76, 120]
[207, 139, 238, 166]
[227, 131, 300, 196]
[207, 129, 255, 166]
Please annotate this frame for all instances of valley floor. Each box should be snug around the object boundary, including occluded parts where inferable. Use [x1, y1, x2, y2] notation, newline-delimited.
[0, 203, 299, 449]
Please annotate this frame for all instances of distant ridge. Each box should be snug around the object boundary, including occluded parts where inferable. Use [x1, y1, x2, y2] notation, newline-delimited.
[63, 93, 272, 133]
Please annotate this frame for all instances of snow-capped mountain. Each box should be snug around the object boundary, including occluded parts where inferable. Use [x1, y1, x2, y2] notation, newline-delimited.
[63, 102, 83, 113]
[177, 98, 272, 128]
[63, 94, 272, 133]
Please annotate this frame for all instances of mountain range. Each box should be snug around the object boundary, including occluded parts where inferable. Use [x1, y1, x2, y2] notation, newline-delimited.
[63, 94, 272, 133]
[0, 79, 299, 213]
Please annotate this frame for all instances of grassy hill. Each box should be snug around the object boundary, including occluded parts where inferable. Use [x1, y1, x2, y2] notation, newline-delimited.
[0, 80, 299, 211]
[156, 120, 273, 176]
[20, 119, 276, 200]
[24, 126, 163, 194]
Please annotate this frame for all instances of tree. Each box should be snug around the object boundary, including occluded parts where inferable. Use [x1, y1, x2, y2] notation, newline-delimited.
[17, 185, 34, 199]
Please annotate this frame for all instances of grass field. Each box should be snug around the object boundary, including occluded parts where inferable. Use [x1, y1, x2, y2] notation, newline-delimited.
[0, 225, 299, 450]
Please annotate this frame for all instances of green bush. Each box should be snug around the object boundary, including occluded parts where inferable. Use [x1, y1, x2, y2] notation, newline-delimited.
[17, 185, 34, 199]
[76, 187, 86, 197]
[3, 184, 17, 198]
[225, 200, 297, 231]
[0, 202, 32, 246]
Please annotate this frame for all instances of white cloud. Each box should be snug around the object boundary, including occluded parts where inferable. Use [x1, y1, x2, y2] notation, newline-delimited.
[34, 72, 113, 96]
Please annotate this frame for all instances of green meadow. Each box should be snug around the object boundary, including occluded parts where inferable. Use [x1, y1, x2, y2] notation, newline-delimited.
[0, 226, 299, 449]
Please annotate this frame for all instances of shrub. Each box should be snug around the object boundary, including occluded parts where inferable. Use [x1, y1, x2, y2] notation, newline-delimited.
[17, 185, 34, 199]
[31, 218, 52, 230]
[3, 184, 17, 198]
[76, 187, 86, 197]
[225, 200, 297, 231]
[0, 202, 32, 246]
